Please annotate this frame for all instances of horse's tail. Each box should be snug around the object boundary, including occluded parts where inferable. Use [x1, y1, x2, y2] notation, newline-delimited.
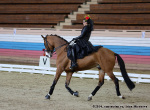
[115, 53, 135, 91]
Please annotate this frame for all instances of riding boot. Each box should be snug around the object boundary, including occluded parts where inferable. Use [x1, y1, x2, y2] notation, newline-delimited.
[70, 48, 77, 70]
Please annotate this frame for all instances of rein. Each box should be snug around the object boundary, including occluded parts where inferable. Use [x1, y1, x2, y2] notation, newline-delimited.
[54, 42, 69, 51]
[45, 37, 72, 57]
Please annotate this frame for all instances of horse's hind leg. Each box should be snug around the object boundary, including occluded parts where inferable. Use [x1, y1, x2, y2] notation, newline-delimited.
[88, 69, 105, 101]
[107, 71, 125, 99]
[65, 71, 79, 97]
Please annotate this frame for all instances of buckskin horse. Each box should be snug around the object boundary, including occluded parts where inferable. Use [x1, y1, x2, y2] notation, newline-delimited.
[41, 34, 135, 101]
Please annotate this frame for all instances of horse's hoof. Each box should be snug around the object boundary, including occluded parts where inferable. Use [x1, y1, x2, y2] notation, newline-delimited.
[73, 91, 79, 97]
[122, 96, 125, 99]
[88, 97, 92, 101]
[45, 94, 50, 99]
[119, 95, 125, 99]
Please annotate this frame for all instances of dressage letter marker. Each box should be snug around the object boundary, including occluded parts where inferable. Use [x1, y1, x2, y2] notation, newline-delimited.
[43, 58, 47, 65]
[39, 56, 50, 67]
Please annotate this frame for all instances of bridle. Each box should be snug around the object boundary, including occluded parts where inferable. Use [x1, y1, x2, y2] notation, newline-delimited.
[44, 37, 70, 57]
[44, 38, 54, 57]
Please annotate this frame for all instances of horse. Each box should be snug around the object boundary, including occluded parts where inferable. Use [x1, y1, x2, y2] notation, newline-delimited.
[41, 34, 135, 101]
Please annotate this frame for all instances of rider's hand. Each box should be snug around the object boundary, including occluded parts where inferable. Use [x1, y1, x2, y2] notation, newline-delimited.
[72, 38, 77, 41]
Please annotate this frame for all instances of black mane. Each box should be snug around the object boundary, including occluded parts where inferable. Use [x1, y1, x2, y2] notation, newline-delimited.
[46, 34, 68, 43]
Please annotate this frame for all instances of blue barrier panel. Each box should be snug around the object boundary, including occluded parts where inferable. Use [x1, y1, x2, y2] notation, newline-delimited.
[1, 41, 150, 56]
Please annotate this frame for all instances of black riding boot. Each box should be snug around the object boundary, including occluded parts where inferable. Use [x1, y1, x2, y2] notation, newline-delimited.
[70, 48, 77, 70]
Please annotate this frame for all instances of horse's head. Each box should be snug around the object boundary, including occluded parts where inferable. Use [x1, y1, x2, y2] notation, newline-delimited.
[41, 35, 54, 58]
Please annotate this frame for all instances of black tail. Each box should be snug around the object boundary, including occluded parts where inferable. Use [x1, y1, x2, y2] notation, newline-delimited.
[115, 53, 135, 91]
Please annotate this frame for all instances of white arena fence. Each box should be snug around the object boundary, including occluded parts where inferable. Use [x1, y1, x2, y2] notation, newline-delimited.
[0, 64, 150, 84]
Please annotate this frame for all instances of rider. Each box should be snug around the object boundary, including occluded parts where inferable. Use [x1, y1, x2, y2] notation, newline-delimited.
[69, 15, 94, 70]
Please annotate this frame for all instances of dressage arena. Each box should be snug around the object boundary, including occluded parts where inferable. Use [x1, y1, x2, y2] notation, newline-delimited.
[0, 70, 149, 110]
[0, 0, 150, 110]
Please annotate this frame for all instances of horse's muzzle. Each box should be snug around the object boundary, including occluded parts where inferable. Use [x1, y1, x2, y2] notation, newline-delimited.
[45, 51, 52, 58]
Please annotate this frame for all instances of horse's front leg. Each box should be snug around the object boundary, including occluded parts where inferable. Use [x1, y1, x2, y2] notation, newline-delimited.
[45, 69, 62, 100]
[65, 71, 79, 97]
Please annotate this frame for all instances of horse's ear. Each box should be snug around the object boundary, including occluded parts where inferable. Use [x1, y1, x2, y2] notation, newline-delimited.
[41, 35, 45, 39]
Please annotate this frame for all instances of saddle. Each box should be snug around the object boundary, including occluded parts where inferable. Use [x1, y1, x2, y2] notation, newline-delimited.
[67, 44, 103, 60]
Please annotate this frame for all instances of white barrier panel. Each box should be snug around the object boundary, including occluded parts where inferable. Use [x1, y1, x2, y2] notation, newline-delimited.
[0, 64, 150, 83]
[1, 34, 150, 47]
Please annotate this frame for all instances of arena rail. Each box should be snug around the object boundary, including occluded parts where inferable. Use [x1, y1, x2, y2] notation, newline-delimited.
[0, 64, 150, 84]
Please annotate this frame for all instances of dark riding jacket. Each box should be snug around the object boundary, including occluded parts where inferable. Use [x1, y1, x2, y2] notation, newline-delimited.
[67, 24, 101, 60]
[75, 25, 91, 41]
[71, 25, 96, 59]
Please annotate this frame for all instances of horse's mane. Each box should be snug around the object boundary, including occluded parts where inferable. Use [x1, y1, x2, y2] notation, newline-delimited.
[46, 34, 69, 43]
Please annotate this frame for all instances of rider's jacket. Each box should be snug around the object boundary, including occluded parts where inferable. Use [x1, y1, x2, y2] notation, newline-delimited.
[76, 25, 91, 41]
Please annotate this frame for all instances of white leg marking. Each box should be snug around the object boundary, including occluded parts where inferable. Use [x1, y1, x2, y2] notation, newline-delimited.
[88, 94, 93, 101]
[119, 95, 123, 98]
[89, 94, 93, 98]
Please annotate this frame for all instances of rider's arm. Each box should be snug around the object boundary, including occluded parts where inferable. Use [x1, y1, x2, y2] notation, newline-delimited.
[74, 26, 88, 40]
